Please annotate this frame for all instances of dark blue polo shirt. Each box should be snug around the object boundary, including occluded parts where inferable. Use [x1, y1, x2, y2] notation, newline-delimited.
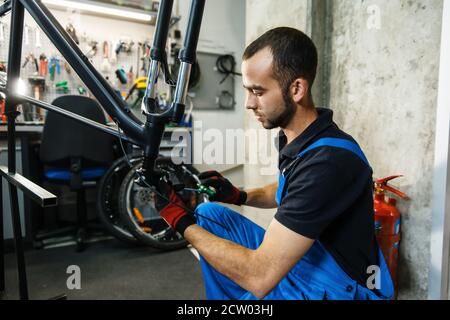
[274, 108, 378, 286]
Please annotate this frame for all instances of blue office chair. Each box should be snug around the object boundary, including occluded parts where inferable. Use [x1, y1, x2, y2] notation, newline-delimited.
[37, 95, 116, 251]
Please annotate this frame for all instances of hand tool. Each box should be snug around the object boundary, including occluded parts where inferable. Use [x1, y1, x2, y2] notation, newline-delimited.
[35, 27, 41, 48]
[101, 40, 111, 73]
[28, 75, 45, 120]
[39, 54, 48, 77]
[184, 184, 217, 197]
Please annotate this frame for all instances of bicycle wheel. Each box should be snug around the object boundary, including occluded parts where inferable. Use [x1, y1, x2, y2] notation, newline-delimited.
[118, 157, 206, 250]
[97, 154, 143, 245]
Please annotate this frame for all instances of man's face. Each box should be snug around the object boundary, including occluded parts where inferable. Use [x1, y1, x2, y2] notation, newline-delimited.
[242, 47, 295, 130]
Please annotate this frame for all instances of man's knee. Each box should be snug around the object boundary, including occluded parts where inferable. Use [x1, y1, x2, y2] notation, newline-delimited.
[195, 202, 241, 230]
[194, 202, 227, 232]
[195, 202, 227, 220]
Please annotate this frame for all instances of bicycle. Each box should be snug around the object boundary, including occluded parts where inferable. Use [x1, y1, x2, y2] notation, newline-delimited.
[0, 0, 207, 299]
[0, 0, 206, 239]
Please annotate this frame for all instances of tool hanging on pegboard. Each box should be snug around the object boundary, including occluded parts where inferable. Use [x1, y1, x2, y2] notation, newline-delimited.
[84, 40, 98, 59]
[39, 54, 48, 77]
[28, 75, 45, 121]
[110, 41, 118, 65]
[22, 52, 39, 74]
[35, 27, 41, 48]
[48, 56, 61, 81]
[115, 38, 135, 57]
[66, 23, 79, 45]
[24, 24, 30, 46]
[101, 40, 111, 73]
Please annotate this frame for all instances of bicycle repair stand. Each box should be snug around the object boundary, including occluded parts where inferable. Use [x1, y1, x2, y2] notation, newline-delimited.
[0, 0, 63, 300]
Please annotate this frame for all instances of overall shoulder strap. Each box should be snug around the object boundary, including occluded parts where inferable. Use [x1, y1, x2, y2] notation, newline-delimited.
[276, 137, 371, 205]
[298, 137, 370, 167]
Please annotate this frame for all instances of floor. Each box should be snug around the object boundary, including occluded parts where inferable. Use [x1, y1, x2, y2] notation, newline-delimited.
[1, 239, 206, 300]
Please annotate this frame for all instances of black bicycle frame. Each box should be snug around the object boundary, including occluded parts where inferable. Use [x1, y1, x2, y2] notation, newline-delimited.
[0, 0, 206, 300]
[2, 0, 205, 178]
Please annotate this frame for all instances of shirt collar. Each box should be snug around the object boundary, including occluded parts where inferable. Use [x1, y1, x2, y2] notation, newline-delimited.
[278, 108, 335, 159]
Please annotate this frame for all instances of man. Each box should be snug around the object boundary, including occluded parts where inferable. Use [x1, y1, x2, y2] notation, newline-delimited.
[156, 27, 394, 300]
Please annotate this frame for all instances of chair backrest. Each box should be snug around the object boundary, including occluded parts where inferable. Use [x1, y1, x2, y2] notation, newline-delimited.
[40, 95, 115, 167]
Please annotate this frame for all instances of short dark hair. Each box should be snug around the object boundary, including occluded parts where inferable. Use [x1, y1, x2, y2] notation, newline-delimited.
[243, 27, 318, 94]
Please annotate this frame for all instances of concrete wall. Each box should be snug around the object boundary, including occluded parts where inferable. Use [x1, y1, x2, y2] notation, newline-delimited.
[244, 0, 444, 299]
[328, 0, 443, 300]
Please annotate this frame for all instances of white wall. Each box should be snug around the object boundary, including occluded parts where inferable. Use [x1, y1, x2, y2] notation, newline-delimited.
[45, 8, 154, 44]
[176, 0, 246, 172]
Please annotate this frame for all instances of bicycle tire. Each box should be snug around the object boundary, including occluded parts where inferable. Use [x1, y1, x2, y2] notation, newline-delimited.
[96, 154, 143, 245]
[118, 157, 205, 250]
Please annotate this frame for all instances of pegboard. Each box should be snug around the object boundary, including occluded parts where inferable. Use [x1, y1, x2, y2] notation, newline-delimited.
[0, 9, 153, 122]
[188, 51, 236, 111]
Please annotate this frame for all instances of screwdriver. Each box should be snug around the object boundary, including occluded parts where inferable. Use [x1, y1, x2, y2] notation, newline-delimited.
[184, 184, 217, 197]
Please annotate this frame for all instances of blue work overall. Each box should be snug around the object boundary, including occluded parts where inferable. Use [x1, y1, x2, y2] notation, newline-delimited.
[196, 138, 394, 300]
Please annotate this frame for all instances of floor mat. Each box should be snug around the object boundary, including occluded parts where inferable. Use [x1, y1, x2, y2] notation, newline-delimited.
[2, 239, 206, 300]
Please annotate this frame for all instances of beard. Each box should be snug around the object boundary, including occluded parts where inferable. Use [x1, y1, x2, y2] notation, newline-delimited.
[263, 89, 296, 129]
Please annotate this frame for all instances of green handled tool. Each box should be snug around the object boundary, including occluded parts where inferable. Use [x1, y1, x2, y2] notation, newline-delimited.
[184, 184, 217, 197]
[197, 184, 217, 197]
[55, 80, 69, 93]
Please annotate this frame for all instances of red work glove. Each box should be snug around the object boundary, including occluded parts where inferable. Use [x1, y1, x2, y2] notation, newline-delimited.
[198, 171, 247, 205]
[155, 179, 196, 236]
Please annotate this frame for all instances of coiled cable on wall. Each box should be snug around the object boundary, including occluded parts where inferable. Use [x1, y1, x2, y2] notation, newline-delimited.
[215, 54, 241, 84]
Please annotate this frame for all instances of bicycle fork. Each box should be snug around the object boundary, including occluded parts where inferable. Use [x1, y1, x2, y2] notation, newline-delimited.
[140, 0, 206, 186]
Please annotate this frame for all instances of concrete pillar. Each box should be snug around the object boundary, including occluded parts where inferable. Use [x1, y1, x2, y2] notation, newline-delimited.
[327, 0, 443, 299]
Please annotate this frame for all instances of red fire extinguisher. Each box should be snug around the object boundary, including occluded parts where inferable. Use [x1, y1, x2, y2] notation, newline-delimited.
[0, 94, 6, 123]
[374, 175, 408, 299]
